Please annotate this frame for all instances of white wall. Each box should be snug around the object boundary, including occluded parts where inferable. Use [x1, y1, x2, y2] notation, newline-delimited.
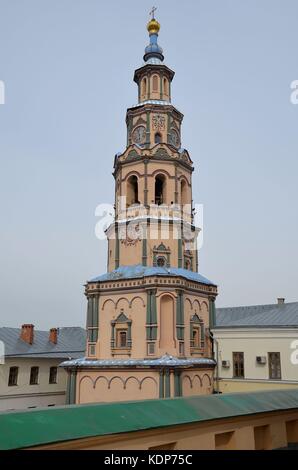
[213, 328, 298, 383]
[0, 357, 68, 411]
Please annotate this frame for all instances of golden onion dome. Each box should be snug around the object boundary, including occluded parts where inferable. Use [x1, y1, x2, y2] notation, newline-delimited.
[147, 18, 160, 35]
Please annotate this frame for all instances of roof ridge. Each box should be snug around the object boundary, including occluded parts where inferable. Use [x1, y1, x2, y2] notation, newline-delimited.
[217, 301, 298, 311]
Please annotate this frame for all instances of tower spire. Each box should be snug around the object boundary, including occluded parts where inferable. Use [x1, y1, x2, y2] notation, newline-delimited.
[144, 9, 164, 63]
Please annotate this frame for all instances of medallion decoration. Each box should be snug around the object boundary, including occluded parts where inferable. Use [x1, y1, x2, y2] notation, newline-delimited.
[152, 114, 166, 131]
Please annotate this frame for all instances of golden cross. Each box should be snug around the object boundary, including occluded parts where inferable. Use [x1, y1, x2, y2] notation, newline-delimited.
[149, 6, 157, 20]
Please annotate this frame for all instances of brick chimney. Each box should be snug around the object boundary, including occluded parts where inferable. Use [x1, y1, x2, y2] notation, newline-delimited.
[49, 328, 58, 344]
[277, 298, 285, 305]
[20, 324, 34, 344]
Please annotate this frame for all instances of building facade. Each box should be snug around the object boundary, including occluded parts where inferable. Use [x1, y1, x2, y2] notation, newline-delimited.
[213, 299, 298, 393]
[62, 15, 218, 404]
[0, 324, 86, 411]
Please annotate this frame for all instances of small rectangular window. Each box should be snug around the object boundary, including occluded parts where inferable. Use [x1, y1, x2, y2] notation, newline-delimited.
[268, 352, 281, 379]
[8, 367, 18, 386]
[233, 352, 244, 378]
[30, 366, 39, 385]
[88, 328, 98, 342]
[147, 342, 155, 355]
[49, 367, 57, 384]
[88, 344, 96, 356]
[179, 342, 185, 355]
[192, 327, 200, 348]
[117, 330, 127, 348]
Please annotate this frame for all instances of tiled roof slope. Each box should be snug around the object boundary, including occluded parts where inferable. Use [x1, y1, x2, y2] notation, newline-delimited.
[215, 302, 298, 328]
[0, 327, 86, 358]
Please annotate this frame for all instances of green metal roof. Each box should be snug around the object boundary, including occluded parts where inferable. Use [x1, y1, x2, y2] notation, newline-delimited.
[1, 389, 298, 450]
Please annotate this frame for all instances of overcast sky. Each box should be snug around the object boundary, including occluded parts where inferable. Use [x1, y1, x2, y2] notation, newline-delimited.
[0, 0, 297, 329]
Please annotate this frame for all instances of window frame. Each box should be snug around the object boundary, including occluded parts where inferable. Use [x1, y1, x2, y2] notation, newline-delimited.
[49, 366, 58, 384]
[233, 352, 245, 378]
[268, 352, 281, 380]
[117, 329, 128, 348]
[29, 366, 39, 385]
[8, 366, 19, 387]
[192, 326, 201, 348]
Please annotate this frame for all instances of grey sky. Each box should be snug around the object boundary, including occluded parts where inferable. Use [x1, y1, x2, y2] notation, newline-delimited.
[0, 0, 297, 329]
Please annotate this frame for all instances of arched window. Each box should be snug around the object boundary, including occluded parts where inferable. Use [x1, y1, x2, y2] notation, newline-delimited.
[142, 77, 147, 97]
[181, 179, 188, 206]
[190, 314, 204, 350]
[163, 78, 168, 95]
[155, 132, 162, 144]
[111, 310, 132, 351]
[153, 243, 171, 267]
[152, 74, 158, 91]
[157, 256, 166, 267]
[155, 174, 166, 205]
[160, 295, 175, 352]
[184, 259, 191, 270]
[126, 175, 139, 206]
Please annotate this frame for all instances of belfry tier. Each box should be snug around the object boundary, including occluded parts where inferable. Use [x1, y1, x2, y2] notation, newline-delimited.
[106, 18, 199, 272]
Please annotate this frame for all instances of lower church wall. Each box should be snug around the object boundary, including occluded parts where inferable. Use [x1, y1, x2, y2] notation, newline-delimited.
[77, 370, 159, 404]
[75, 368, 214, 404]
[181, 369, 213, 396]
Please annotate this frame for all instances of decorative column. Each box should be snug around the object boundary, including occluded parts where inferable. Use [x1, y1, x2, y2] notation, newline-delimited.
[144, 159, 149, 207]
[146, 289, 157, 341]
[146, 111, 150, 148]
[176, 290, 184, 341]
[86, 295, 99, 342]
[209, 297, 216, 329]
[174, 370, 182, 397]
[178, 237, 183, 268]
[111, 321, 115, 348]
[127, 320, 132, 348]
[159, 370, 164, 398]
[165, 369, 170, 398]
[167, 113, 171, 145]
[174, 164, 178, 203]
[66, 369, 77, 405]
[115, 223, 120, 269]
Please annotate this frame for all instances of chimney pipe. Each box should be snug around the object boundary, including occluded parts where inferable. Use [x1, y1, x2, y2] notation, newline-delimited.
[277, 298, 285, 305]
[20, 324, 34, 344]
[49, 328, 58, 344]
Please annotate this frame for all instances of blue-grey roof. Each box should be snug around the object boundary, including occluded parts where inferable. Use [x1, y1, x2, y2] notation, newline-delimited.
[90, 264, 216, 286]
[0, 327, 86, 359]
[131, 99, 172, 108]
[215, 302, 298, 328]
[60, 353, 216, 369]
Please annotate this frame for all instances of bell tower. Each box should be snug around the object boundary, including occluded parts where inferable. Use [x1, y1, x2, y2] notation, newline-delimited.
[62, 13, 218, 406]
[107, 16, 196, 273]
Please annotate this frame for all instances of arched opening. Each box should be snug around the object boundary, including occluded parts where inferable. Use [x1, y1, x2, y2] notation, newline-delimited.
[152, 74, 158, 92]
[180, 179, 188, 206]
[163, 78, 168, 96]
[155, 174, 166, 205]
[155, 132, 162, 144]
[159, 295, 175, 353]
[126, 175, 139, 206]
[157, 256, 166, 267]
[141, 77, 147, 98]
[184, 258, 191, 270]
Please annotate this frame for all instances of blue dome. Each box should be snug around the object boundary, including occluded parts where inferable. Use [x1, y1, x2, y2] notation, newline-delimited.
[143, 33, 164, 62]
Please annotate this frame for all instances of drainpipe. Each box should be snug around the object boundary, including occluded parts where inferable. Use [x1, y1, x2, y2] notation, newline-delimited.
[209, 330, 220, 394]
